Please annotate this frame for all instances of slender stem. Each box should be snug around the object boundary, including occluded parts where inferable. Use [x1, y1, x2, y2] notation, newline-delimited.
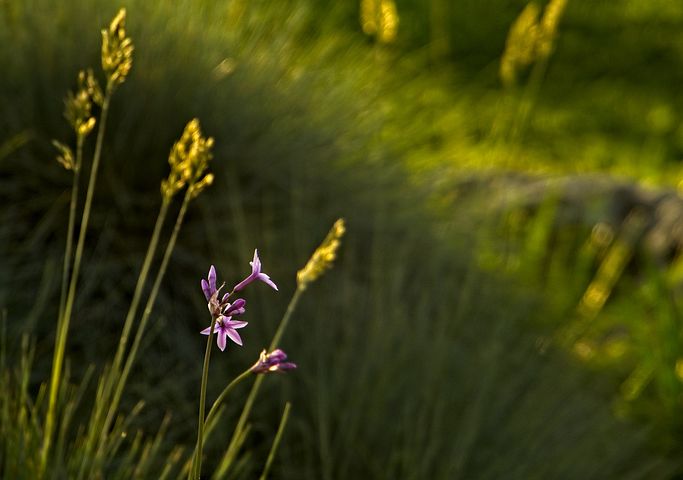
[111, 196, 170, 375]
[58, 135, 84, 320]
[96, 189, 192, 460]
[268, 287, 304, 351]
[41, 86, 113, 476]
[203, 369, 253, 434]
[221, 287, 305, 471]
[191, 315, 218, 480]
[77, 196, 172, 479]
[259, 402, 292, 480]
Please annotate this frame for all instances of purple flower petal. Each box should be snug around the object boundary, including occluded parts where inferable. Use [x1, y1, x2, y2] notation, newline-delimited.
[251, 249, 261, 273]
[225, 328, 243, 346]
[200, 325, 213, 335]
[257, 273, 278, 291]
[201, 279, 211, 301]
[216, 331, 227, 351]
[208, 265, 217, 293]
[226, 320, 248, 329]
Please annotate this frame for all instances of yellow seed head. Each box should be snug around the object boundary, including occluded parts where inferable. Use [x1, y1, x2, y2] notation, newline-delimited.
[102, 8, 134, 88]
[360, 0, 399, 44]
[53, 140, 75, 171]
[500, 0, 568, 86]
[500, 2, 540, 87]
[297, 219, 346, 290]
[64, 69, 102, 138]
[161, 119, 214, 200]
[537, 0, 569, 58]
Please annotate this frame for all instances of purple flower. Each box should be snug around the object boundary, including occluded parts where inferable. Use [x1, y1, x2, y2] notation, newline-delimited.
[200, 316, 248, 351]
[201, 265, 219, 302]
[223, 298, 246, 316]
[250, 349, 297, 374]
[233, 249, 278, 292]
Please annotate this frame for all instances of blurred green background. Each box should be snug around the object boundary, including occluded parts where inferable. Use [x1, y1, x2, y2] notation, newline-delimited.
[3, 0, 683, 477]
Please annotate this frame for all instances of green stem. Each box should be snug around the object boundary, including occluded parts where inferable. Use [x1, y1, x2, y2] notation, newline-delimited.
[77, 195, 172, 479]
[58, 135, 84, 320]
[259, 402, 292, 480]
[111, 196, 170, 375]
[268, 287, 304, 351]
[221, 287, 305, 472]
[41, 86, 113, 476]
[203, 369, 253, 434]
[191, 315, 218, 480]
[96, 189, 192, 460]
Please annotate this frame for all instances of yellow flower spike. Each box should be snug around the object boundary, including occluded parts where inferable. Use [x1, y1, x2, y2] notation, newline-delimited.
[297, 219, 346, 290]
[189, 173, 214, 200]
[161, 119, 214, 200]
[53, 140, 75, 171]
[80, 68, 104, 106]
[500, 2, 541, 87]
[101, 8, 134, 88]
[64, 69, 101, 138]
[360, 0, 399, 44]
[537, 0, 569, 59]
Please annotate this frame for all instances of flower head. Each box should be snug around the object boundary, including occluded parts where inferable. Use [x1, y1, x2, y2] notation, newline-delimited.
[200, 316, 248, 352]
[201, 265, 219, 302]
[251, 349, 297, 374]
[161, 119, 214, 200]
[64, 69, 103, 138]
[233, 249, 278, 292]
[297, 219, 345, 290]
[101, 8, 133, 87]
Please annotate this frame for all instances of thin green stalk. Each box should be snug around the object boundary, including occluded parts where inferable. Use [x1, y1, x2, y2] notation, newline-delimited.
[58, 135, 85, 320]
[203, 369, 252, 437]
[74, 196, 172, 480]
[96, 189, 192, 461]
[41, 86, 113, 476]
[191, 315, 218, 480]
[259, 402, 292, 480]
[111, 196, 171, 375]
[220, 287, 305, 472]
[268, 287, 304, 351]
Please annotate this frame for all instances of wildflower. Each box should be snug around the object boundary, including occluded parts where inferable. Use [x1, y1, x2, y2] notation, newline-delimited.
[161, 119, 214, 200]
[251, 349, 297, 374]
[64, 70, 102, 138]
[53, 140, 75, 171]
[201, 265, 219, 302]
[233, 249, 278, 292]
[201, 316, 248, 351]
[297, 219, 345, 290]
[101, 8, 133, 87]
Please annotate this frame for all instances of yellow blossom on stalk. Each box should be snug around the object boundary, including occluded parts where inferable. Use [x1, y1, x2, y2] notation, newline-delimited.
[102, 8, 133, 87]
[297, 219, 345, 290]
[500, 2, 540, 87]
[161, 119, 215, 200]
[64, 69, 103, 138]
[360, 0, 399, 44]
[53, 140, 75, 171]
[500, 0, 569, 87]
[537, 0, 569, 58]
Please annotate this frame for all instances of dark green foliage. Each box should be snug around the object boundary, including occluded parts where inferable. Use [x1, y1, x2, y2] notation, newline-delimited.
[1, 0, 680, 478]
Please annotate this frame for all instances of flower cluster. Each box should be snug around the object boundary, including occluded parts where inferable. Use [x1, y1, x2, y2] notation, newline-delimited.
[250, 349, 297, 374]
[200, 250, 278, 351]
[64, 69, 103, 138]
[297, 218, 345, 290]
[161, 119, 214, 201]
[499, 0, 569, 87]
[101, 8, 133, 87]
